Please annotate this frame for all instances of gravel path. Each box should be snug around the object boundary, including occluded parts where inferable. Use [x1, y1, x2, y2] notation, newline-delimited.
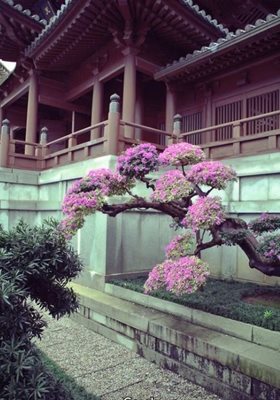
[37, 313, 222, 400]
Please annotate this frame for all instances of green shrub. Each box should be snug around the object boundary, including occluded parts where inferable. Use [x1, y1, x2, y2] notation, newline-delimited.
[0, 220, 83, 399]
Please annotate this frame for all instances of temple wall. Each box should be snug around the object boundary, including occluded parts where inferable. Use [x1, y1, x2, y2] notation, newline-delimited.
[0, 153, 280, 289]
[176, 57, 280, 121]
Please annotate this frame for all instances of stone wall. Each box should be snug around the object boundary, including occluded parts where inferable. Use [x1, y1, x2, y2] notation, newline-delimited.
[0, 152, 280, 288]
[71, 282, 280, 400]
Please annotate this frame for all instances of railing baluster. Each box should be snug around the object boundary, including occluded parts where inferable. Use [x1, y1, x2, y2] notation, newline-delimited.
[0, 119, 10, 168]
[104, 94, 120, 155]
[172, 114, 182, 144]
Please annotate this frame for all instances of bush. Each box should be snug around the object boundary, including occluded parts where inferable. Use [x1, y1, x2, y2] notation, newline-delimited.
[0, 220, 83, 399]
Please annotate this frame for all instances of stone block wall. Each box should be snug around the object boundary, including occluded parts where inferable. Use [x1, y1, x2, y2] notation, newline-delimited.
[0, 152, 280, 288]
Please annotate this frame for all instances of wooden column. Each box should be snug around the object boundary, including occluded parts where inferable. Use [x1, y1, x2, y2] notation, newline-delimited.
[25, 73, 38, 155]
[91, 78, 103, 139]
[135, 90, 143, 140]
[122, 52, 136, 138]
[204, 90, 212, 144]
[165, 84, 176, 145]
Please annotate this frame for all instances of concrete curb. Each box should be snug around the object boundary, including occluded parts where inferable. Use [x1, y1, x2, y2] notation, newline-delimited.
[104, 283, 280, 352]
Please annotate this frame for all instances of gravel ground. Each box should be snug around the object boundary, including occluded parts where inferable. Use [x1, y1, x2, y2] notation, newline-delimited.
[37, 313, 222, 400]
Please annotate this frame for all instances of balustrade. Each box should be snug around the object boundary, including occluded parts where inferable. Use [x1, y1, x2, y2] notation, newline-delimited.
[1, 97, 279, 170]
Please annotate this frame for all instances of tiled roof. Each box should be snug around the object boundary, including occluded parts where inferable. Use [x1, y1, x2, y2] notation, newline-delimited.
[25, 0, 78, 55]
[156, 10, 280, 79]
[180, 0, 229, 34]
[1, 0, 48, 25]
[26, 0, 227, 56]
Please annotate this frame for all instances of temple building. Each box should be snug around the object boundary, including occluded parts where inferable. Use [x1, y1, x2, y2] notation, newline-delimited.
[0, 0, 280, 286]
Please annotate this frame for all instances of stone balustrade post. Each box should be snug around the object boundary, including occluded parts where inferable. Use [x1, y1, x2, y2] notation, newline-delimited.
[232, 122, 241, 155]
[40, 127, 48, 157]
[104, 94, 120, 155]
[171, 114, 182, 143]
[0, 119, 10, 167]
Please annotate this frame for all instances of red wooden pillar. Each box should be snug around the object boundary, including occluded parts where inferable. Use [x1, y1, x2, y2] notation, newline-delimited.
[165, 84, 176, 144]
[25, 73, 38, 155]
[91, 78, 104, 139]
[122, 51, 136, 138]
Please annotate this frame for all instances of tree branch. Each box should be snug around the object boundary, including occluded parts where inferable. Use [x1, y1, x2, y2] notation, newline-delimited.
[101, 199, 280, 277]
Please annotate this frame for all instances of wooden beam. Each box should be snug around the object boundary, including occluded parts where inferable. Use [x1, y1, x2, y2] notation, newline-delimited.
[39, 94, 90, 115]
[0, 78, 30, 108]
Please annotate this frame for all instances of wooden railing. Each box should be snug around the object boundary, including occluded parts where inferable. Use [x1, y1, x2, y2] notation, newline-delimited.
[119, 120, 175, 151]
[0, 95, 279, 171]
[178, 109, 280, 159]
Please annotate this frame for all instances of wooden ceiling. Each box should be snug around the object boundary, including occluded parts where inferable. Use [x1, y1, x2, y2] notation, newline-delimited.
[26, 0, 224, 70]
[0, 0, 43, 61]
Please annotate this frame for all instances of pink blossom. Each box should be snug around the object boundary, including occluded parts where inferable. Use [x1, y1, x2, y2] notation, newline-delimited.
[151, 170, 192, 202]
[67, 168, 130, 197]
[159, 142, 205, 167]
[143, 263, 166, 293]
[183, 196, 226, 231]
[58, 212, 84, 240]
[187, 161, 236, 190]
[165, 233, 194, 259]
[117, 143, 159, 178]
[144, 256, 209, 296]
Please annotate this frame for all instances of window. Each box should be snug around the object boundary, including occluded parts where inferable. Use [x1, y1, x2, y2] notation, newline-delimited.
[214, 88, 280, 139]
[182, 112, 202, 144]
[246, 90, 279, 135]
[215, 101, 242, 141]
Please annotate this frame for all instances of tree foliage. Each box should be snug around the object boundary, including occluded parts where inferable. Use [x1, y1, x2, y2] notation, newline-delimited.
[0, 220, 83, 399]
[60, 143, 280, 295]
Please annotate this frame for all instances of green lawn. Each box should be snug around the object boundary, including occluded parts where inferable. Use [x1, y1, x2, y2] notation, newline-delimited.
[111, 277, 280, 331]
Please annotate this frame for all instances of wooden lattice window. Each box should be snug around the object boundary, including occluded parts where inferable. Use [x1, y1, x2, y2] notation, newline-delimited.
[246, 90, 279, 135]
[215, 101, 242, 141]
[182, 112, 203, 144]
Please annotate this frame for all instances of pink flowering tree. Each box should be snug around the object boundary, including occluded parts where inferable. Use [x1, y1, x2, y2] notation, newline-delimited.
[60, 142, 280, 295]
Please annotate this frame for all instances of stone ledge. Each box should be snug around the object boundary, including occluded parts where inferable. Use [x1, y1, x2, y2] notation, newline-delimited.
[0, 200, 61, 211]
[0, 167, 38, 184]
[104, 283, 280, 352]
[71, 282, 280, 397]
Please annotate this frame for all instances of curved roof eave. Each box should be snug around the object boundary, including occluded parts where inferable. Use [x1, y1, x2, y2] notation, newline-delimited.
[155, 10, 280, 81]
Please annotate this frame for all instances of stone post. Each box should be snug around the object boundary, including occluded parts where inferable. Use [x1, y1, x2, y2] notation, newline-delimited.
[25, 73, 38, 156]
[104, 94, 120, 155]
[122, 52, 136, 138]
[40, 126, 48, 157]
[232, 122, 241, 155]
[0, 119, 10, 167]
[172, 114, 182, 143]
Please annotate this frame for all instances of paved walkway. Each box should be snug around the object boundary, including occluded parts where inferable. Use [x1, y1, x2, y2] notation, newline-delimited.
[37, 313, 221, 400]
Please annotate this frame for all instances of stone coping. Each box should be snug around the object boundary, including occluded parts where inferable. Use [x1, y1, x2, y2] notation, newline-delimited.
[71, 282, 280, 392]
[104, 283, 280, 352]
